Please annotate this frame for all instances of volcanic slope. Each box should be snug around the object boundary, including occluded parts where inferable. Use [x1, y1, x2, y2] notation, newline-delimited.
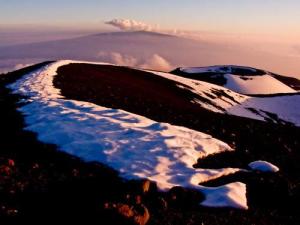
[1, 61, 300, 225]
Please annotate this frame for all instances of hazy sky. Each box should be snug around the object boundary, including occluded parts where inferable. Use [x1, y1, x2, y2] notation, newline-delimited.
[1, 0, 300, 37]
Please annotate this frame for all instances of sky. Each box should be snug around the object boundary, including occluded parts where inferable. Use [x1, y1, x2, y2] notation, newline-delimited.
[1, 0, 300, 37]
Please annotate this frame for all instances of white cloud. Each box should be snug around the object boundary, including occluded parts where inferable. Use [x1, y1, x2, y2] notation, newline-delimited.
[140, 54, 173, 71]
[104, 18, 206, 40]
[97, 51, 173, 71]
[104, 18, 207, 41]
[105, 18, 158, 32]
[98, 51, 138, 67]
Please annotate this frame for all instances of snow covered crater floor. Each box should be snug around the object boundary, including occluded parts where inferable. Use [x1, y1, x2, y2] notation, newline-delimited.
[7, 60, 281, 210]
[179, 65, 298, 95]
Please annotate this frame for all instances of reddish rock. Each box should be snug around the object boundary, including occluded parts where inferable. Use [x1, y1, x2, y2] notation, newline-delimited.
[105, 202, 150, 225]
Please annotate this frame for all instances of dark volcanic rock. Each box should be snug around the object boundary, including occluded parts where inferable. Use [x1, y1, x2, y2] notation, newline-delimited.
[127, 179, 158, 195]
[171, 68, 228, 86]
[104, 203, 150, 225]
[167, 186, 205, 209]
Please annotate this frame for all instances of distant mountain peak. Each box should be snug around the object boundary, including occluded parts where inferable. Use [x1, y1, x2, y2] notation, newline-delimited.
[92, 30, 176, 38]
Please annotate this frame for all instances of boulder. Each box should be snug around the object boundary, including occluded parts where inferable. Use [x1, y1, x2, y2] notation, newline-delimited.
[104, 202, 150, 225]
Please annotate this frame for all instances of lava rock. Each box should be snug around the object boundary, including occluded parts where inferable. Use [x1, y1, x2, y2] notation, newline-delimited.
[105, 202, 150, 225]
[128, 179, 157, 195]
[167, 186, 205, 208]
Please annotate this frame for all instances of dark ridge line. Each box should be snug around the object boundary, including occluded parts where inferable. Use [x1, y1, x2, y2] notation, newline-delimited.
[248, 92, 300, 98]
[171, 68, 228, 86]
[92, 30, 177, 38]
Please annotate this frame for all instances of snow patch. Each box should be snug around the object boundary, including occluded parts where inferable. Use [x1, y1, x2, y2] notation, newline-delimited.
[249, 160, 279, 172]
[224, 74, 296, 95]
[227, 95, 300, 126]
[8, 60, 247, 209]
[200, 182, 248, 209]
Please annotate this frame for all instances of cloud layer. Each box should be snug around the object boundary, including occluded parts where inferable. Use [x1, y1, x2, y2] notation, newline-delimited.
[105, 19, 157, 32]
[97, 51, 173, 71]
